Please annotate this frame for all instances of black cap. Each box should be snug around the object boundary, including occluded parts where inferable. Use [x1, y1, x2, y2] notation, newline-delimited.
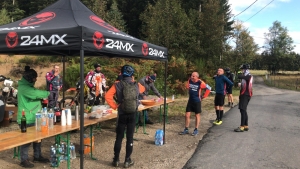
[94, 63, 101, 68]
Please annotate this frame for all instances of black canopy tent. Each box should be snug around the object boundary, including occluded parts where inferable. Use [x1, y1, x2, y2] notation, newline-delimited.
[0, 0, 168, 168]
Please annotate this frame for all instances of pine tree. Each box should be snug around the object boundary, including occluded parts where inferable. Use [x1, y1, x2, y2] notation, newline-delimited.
[219, 0, 234, 41]
[0, 8, 11, 25]
[1, 0, 25, 22]
[140, 0, 196, 59]
[116, 0, 155, 38]
[85, 0, 108, 20]
[106, 0, 126, 32]
[199, 0, 224, 68]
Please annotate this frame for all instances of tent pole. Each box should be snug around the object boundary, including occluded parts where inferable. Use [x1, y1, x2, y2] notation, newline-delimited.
[79, 50, 85, 169]
[163, 60, 167, 144]
[62, 56, 65, 104]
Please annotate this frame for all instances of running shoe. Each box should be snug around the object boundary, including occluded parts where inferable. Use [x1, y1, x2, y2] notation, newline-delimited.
[191, 129, 198, 136]
[179, 129, 189, 135]
[215, 120, 223, 125]
[213, 119, 218, 124]
[234, 127, 244, 132]
[124, 158, 134, 168]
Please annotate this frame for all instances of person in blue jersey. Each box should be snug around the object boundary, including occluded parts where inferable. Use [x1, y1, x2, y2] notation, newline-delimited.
[179, 72, 211, 136]
[213, 68, 233, 125]
[234, 64, 253, 132]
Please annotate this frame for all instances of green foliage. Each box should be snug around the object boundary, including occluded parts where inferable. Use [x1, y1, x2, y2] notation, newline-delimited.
[225, 20, 258, 73]
[82, 0, 108, 19]
[1, 0, 25, 22]
[0, 9, 10, 25]
[262, 21, 296, 74]
[219, 0, 234, 41]
[140, 0, 197, 59]
[116, 0, 154, 38]
[106, 0, 127, 32]
[18, 56, 32, 65]
[199, 0, 224, 69]
[64, 63, 89, 89]
[18, 56, 64, 67]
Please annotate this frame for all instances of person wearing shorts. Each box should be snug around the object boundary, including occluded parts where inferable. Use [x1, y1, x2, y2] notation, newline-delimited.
[213, 68, 233, 125]
[225, 67, 234, 107]
[234, 64, 253, 132]
[179, 72, 211, 136]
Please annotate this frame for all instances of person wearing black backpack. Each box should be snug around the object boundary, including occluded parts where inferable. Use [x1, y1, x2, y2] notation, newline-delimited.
[105, 65, 145, 168]
[225, 67, 235, 108]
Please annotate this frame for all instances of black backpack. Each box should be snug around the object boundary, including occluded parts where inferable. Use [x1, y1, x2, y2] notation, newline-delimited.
[120, 80, 138, 113]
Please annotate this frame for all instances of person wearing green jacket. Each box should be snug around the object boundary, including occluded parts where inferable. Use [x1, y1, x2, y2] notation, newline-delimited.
[18, 66, 50, 168]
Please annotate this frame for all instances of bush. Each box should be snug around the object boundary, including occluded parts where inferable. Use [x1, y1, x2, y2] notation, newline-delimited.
[18, 56, 32, 65]
[64, 63, 89, 89]
[9, 66, 23, 79]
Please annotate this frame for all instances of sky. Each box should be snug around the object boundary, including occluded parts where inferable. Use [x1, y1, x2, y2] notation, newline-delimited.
[228, 0, 300, 54]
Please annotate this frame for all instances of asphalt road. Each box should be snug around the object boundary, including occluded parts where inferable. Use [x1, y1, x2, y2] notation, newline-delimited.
[183, 76, 300, 169]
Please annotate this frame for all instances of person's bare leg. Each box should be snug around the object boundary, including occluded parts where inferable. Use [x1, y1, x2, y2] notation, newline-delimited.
[195, 113, 200, 129]
[227, 94, 231, 105]
[185, 112, 191, 128]
[229, 94, 234, 107]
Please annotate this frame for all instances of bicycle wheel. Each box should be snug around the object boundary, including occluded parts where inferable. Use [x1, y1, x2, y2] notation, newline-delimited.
[59, 96, 78, 112]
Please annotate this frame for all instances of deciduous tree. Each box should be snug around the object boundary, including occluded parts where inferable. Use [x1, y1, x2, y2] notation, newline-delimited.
[262, 21, 295, 74]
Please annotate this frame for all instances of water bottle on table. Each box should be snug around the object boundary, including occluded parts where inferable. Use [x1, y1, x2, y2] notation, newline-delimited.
[35, 111, 42, 131]
[48, 109, 54, 129]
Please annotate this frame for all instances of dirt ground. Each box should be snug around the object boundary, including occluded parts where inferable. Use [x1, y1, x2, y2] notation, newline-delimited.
[0, 55, 238, 169]
[0, 98, 236, 169]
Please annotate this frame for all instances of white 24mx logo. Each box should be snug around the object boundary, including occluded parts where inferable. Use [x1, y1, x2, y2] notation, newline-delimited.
[149, 48, 165, 58]
[106, 39, 134, 52]
[20, 34, 68, 46]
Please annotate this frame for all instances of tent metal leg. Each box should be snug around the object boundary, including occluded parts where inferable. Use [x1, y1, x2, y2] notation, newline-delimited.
[79, 50, 85, 169]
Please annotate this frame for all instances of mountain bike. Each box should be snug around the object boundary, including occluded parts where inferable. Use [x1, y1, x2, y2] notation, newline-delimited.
[59, 81, 89, 113]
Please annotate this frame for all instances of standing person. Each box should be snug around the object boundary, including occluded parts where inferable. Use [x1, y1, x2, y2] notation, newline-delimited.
[225, 67, 235, 108]
[234, 64, 253, 132]
[213, 68, 233, 125]
[179, 72, 211, 136]
[46, 65, 62, 108]
[105, 65, 145, 168]
[138, 73, 162, 125]
[85, 63, 107, 106]
[18, 66, 50, 168]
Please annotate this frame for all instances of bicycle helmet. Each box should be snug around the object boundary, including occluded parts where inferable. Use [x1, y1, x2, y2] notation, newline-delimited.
[224, 67, 230, 73]
[239, 64, 250, 69]
[121, 65, 134, 77]
[149, 75, 156, 82]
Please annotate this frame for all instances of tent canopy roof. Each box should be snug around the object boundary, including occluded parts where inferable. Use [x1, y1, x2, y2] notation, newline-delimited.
[0, 0, 167, 61]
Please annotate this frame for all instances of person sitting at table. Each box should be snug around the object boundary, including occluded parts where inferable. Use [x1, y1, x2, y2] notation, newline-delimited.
[17, 66, 50, 168]
[105, 65, 145, 168]
[138, 73, 163, 125]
